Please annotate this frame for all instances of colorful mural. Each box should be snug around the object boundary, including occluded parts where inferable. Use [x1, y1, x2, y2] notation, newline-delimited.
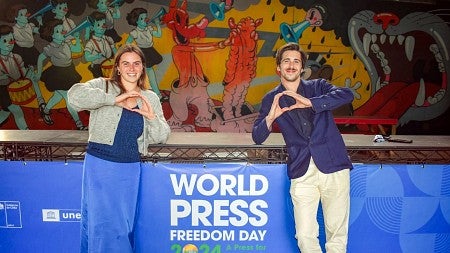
[0, 0, 449, 134]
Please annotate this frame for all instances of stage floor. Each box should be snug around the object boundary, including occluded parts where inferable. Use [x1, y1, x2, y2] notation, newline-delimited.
[0, 130, 449, 164]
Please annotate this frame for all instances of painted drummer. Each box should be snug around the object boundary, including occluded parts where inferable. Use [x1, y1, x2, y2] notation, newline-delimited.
[0, 25, 30, 129]
[84, 11, 117, 78]
[36, 19, 86, 130]
[7, 5, 49, 119]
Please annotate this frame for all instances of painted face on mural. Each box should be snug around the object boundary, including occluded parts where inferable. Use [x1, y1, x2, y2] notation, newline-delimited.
[305, 6, 325, 27]
[278, 50, 303, 83]
[15, 8, 29, 25]
[52, 24, 65, 43]
[97, 0, 108, 12]
[137, 13, 148, 29]
[0, 32, 14, 55]
[53, 3, 69, 18]
[93, 19, 107, 35]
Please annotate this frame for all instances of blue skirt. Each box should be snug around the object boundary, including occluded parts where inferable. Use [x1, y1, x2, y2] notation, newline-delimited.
[80, 154, 142, 253]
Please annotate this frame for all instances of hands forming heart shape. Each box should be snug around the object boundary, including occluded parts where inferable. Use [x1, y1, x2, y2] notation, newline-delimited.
[266, 91, 312, 126]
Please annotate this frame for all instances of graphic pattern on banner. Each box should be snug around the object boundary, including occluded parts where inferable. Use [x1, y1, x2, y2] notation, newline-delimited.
[348, 164, 450, 253]
[135, 163, 298, 253]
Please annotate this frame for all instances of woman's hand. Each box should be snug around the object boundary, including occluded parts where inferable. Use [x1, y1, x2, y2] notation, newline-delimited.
[115, 91, 156, 120]
[131, 93, 156, 120]
[115, 91, 140, 110]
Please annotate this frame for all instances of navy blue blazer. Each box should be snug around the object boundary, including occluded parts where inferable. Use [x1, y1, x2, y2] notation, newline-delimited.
[252, 78, 354, 179]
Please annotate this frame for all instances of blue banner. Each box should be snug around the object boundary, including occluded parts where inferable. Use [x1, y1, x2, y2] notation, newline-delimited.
[1, 162, 449, 252]
[135, 163, 298, 253]
[0, 161, 82, 252]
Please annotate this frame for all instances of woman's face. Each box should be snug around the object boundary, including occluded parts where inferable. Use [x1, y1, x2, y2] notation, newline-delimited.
[117, 52, 144, 86]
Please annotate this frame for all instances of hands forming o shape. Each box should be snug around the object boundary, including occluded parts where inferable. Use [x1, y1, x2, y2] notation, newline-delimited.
[115, 91, 156, 120]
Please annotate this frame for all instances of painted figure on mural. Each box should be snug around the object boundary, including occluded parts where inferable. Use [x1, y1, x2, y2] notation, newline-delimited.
[125, 7, 164, 100]
[5, 5, 49, 122]
[36, 18, 86, 129]
[161, 0, 231, 131]
[209, 16, 263, 133]
[45, 0, 85, 60]
[221, 17, 262, 119]
[253, 42, 354, 253]
[0, 25, 33, 129]
[84, 11, 117, 78]
[346, 3, 450, 132]
[86, 0, 122, 43]
[280, 3, 327, 43]
[6, 4, 42, 68]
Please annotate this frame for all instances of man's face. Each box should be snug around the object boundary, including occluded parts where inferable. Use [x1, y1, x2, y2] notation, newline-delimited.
[277, 50, 303, 82]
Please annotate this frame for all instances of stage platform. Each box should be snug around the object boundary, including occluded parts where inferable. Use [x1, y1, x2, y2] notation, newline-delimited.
[0, 130, 449, 164]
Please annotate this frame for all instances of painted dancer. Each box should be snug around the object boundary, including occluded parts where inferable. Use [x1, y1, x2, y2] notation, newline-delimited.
[36, 18, 85, 129]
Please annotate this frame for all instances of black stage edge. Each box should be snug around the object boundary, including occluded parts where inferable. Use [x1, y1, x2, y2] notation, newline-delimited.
[0, 130, 449, 164]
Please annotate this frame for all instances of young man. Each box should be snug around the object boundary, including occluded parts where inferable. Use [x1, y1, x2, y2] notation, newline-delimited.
[252, 42, 354, 253]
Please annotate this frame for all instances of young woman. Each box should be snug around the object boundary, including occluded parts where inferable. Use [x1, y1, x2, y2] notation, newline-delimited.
[68, 44, 170, 252]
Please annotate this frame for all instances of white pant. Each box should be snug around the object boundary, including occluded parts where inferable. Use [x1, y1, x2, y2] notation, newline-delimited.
[290, 158, 350, 253]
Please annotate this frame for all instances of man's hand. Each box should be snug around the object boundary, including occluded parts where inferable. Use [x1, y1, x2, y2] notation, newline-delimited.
[266, 91, 312, 129]
[282, 90, 312, 110]
[266, 93, 289, 128]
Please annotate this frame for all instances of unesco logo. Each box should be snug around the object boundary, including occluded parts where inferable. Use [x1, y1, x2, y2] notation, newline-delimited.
[42, 209, 81, 222]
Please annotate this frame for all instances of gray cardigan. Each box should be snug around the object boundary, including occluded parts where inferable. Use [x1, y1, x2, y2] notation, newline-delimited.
[67, 78, 170, 155]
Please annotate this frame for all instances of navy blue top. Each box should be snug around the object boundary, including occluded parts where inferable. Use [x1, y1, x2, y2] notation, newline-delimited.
[87, 107, 144, 163]
[283, 83, 313, 139]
